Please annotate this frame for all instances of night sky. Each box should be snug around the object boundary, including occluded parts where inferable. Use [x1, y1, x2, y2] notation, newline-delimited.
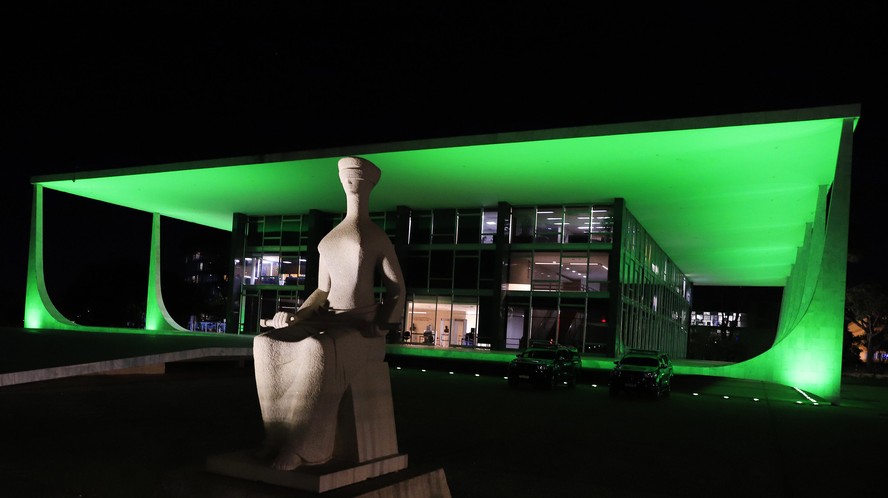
[3, 4, 886, 325]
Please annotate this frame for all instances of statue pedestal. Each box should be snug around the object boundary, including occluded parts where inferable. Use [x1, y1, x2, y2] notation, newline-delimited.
[206, 450, 410, 493]
[207, 362, 452, 495]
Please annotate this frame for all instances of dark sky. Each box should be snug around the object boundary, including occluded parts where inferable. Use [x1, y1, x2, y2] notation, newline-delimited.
[3, 4, 886, 325]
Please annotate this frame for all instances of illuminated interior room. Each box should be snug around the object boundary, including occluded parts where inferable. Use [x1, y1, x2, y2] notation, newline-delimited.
[25, 105, 859, 402]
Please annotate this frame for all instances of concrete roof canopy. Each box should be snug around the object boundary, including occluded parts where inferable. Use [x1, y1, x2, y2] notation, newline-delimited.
[32, 105, 859, 287]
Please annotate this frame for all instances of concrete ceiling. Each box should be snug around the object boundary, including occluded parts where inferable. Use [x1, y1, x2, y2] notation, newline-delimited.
[33, 105, 859, 287]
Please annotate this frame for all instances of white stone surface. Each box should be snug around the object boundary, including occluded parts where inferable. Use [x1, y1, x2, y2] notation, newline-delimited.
[0, 347, 252, 387]
[206, 449, 409, 493]
[252, 157, 407, 471]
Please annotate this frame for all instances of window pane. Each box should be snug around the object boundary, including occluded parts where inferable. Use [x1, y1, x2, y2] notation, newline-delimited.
[512, 208, 535, 242]
[280, 253, 305, 286]
[432, 209, 456, 244]
[406, 253, 429, 288]
[535, 207, 561, 243]
[507, 252, 532, 291]
[454, 252, 479, 289]
[481, 208, 497, 244]
[590, 206, 614, 242]
[411, 211, 432, 244]
[532, 251, 560, 292]
[281, 216, 303, 246]
[564, 206, 591, 243]
[457, 210, 481, 244]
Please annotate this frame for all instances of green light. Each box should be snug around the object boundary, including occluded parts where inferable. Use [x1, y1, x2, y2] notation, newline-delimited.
[34, 116, 847, 287]
[25, 108, 858, 402]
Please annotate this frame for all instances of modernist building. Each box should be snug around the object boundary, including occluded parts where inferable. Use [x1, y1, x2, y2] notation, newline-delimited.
[24, 105, 858, 402]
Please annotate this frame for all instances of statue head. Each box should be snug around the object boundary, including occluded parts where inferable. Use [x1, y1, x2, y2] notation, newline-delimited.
[338, 157, 381, 188]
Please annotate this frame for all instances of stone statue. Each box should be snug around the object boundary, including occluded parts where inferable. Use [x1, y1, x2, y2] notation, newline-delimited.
[252, 156, 405, 471]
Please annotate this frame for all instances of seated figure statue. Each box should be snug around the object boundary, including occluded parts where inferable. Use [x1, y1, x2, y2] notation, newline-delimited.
[252, 156, 405, 471]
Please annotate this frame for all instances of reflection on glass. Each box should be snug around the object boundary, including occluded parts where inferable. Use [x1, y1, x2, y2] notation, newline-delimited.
[507, 251, 610, 292]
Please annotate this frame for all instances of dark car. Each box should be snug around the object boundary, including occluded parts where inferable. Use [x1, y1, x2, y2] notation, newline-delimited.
[609, 349, 673, 398]
[508, 342, 581, 389]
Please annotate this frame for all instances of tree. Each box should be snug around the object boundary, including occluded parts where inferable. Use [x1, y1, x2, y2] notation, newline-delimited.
[842, 322, 863, 371]
[845, 283, 888, 372]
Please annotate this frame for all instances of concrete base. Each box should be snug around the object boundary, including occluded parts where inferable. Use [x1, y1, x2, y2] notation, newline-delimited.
[351, 468, 451, 498]
[206, 450, 410, 494]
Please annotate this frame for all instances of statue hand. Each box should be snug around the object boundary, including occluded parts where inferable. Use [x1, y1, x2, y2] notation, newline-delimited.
[260, 312, 297, 329]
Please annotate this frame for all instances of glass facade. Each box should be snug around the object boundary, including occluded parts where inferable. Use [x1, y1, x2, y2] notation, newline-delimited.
[230, 200, 690, 359]
[618, 208, 690, 358]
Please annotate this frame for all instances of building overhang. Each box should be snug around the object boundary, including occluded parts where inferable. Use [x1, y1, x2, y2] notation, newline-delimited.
[32, 105, 860, 287]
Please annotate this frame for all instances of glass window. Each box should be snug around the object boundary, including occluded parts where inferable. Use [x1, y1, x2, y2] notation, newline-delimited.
[505, 302, 528, 350]
[531, 251, 561, 291]
[279, 253, 306, 286]
[512, 208, 535, 243]
[281, 215, 304, 246]
[454, 251, 479, 289]
[479, 250, 497, 286]
[452, 298, 479, 347]
[406, 253, 430, 288]
[481, 208, 498, 244]
[529, 297, 558, 344]
[591, 207, 614, 242]
[432, 209, 456, 244]
[564, 206, 592, 243]
[535, 207, 561, 243]
[404, 296, 479, 348]
[407, 296, 438, 345]
[456, 209, 481, 244]
[243, 253, 279, 285]
[507, 252, 532, 291]
[246, 217, 265, 247]
[410, 210, 432, 244]
[429, 250, 453, 289]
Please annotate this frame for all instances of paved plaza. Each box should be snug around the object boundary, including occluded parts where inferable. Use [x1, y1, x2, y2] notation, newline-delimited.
[1, 357, 887, 497]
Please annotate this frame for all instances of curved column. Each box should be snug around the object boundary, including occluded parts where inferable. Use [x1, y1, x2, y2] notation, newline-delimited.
[145, 213, 187, 332]
[23, 185, 77, 329]
[684, 118, 853, 403]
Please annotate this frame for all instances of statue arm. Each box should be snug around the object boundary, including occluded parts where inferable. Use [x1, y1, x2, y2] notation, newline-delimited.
[294, 254, 332, 321]
[375, 242, 406, 332]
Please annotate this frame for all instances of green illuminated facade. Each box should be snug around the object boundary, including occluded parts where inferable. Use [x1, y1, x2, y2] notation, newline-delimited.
[24, 105, 859, 402]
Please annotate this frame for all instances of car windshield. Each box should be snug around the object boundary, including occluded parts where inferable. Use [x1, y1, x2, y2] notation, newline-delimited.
[620, 356, 659, 367]
[524, 350, 557, 360]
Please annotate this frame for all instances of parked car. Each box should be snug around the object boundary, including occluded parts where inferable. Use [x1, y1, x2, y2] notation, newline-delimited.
[508, 342, 581, 389]
[609, 349, 673, 399]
